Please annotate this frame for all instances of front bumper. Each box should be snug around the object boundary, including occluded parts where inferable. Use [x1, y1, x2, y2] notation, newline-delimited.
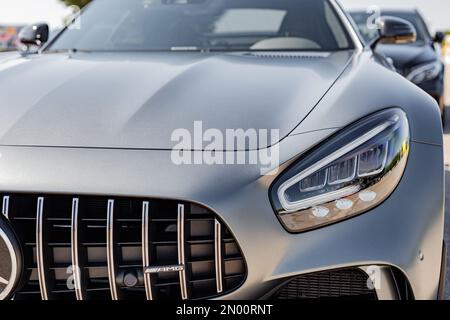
[0, 132, 444, 299]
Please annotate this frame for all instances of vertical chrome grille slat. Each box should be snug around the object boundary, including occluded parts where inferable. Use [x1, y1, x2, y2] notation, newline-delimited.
[6, 194, 246, 301]
[71, 198, 84, 300]
[106, 199, 119, 300]
[142, 201, 153, 300]
[214, 219, 223, 294]
[177, 204, 188, 300]
[2, 196, 9, 219]
[36, 197, 49, 300]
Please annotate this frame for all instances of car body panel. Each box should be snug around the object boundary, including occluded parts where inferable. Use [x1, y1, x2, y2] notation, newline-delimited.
[348, 9, 445, 108]
[0, 140, 443, 300]
[0, 51, 21, 65]
[290, 50, 443, 146]
[0, 51, 353, 151]
[0, 50, 444, 300]
[0, 50, 445, 300]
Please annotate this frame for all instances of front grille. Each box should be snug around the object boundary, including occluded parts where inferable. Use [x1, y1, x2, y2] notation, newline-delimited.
[274, 269, 377, 300]
[0, 194, 246, 300]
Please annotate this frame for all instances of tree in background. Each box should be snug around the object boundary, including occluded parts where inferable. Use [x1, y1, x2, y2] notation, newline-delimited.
[59, 0, 92, 8]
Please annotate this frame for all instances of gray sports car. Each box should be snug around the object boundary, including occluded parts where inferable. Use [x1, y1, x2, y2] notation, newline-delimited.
[0, 0, 446, 300]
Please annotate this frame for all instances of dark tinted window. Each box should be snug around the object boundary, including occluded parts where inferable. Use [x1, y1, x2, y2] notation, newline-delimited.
[47, 0, 353, 52]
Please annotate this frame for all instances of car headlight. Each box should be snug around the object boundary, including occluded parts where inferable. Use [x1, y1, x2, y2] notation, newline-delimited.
[406, 61, 443, 84]
[269, 109, 409, 233]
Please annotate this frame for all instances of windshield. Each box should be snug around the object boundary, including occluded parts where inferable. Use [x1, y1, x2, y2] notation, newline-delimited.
[349, 10, 431, 45]
[46, 0, 354, 52]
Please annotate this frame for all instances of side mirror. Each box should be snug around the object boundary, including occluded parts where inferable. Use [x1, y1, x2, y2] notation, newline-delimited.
[434, 31, 446, 44]
[371, 16, 417, 49]
[18, 23, 49, 48]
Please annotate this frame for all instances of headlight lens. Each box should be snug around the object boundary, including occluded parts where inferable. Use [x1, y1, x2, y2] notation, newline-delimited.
[270, 109, 409, 233]
[406, 61, 443, 84]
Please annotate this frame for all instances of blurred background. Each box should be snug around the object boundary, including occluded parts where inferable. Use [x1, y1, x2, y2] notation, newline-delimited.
[0, 0, 82, 52]
[2, 0, 448, 73]
[341, 0, 450, 109]
[341, 0, 450, 31]
[0, 0, 449, 52]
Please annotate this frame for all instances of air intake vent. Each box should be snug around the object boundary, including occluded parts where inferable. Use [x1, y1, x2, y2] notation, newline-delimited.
[0, 194, 246, 300]
[243, 52, 330, 59]
[274, 269, 377, 300]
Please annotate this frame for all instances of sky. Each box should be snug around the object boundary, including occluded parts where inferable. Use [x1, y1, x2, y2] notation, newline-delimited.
[0, 0, 71, 29]
[0, 0, 450, 31]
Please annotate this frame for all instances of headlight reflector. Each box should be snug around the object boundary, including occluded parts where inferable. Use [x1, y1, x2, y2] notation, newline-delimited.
[406, 61, 443, 84]
[270, 109, 409, 233]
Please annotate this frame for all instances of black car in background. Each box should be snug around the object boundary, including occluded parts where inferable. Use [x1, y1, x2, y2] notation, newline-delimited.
[349, 9, 446, 120]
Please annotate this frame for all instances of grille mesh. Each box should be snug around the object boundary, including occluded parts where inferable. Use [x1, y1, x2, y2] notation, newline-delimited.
[274, 269, 377, 300]
[0, 194, 246, 300]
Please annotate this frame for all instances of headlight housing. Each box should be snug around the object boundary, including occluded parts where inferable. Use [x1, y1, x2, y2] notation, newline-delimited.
[406, 61, 443, 84]
[270, 109, 409, 233]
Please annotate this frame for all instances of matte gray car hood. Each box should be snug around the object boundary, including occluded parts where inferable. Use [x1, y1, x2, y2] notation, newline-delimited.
[0, 51, 353, 150]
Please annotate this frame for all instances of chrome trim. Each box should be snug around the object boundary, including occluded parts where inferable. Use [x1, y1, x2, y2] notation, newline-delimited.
[145, 265, 184, 274]
[71, 198, 84, 300]
[0, 228, 19, 300]
[359, 266, 399, 300]
[214, 219, 223, 294]
[106, 199, 119, 300]
[177, 204, 188, 300]
[2, 196, 9, 219]
[283, 185, 361, 212]
[142, 201, 153, 300]
[328, 0, 364, 52]
[36, 197, 49, 300]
